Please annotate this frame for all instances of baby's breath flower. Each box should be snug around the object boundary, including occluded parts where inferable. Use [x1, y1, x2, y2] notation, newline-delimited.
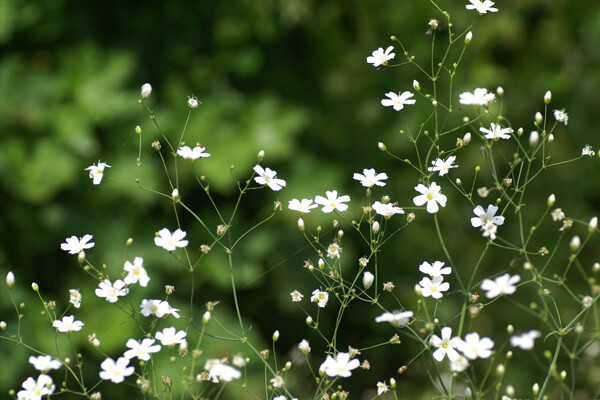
[459, 88, 495, 106]
[61, 234, 95, 255]
[69, 289, 81, 308]
[366, 46, 395, 67]
[315, 190, 351, 213]
[270, 375, 285, 388]
[177, 145, 210, 161]
[29, 355, 62, 372]
[510, 330, 541, 350]
[413, 182, 447, 214]
[480, 123, 513, 140]
[551, 208, 565, 221]
[187, 96, 200, 108]
[123, 257, 149, 287]
[320, 352, 360, 378]
[480, 274, 520, 298]
[154, 228, 188, 251]
[156, 327, 186, 347]
[100, 357, 135, 383]
[253, 165, 286, 191]
[298, 339, 311, 354]
[582, 145, 595, 156]
[459, 332, 494, 359]
[290, 290, 304, 302]
[327, 243, 341, 259]
[418, 276, 449, 299]
[553, 108, 568, 125]
[288, 198, 318, 213]
[141, 83, 152, 99]
[375, 310, 413, 327]
[383, 281, 395, 291]
[582, 295, 593, 308]
[353, 168, 388, 187]
[52, 315, 84, 334]
[311, 289, 329, 308]
[381, 91, 416, 111]
[95, 279, 128, 303]
[465, 0, 498, 14]
[477, 187, 489, 198]
[85, 161, 111, 185]
[428, 156, 458, 176]
[362, 271, 374, 289]
[430, 327, 463, 362]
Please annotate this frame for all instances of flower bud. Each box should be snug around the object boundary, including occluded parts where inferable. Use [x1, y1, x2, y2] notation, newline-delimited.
[372, 221, 380, 234]
[544, 91, 552, 104]
[414, 284, 422, 296]
[202, 311, 211, 324]
[463, 132, 472, 145]
[135, 125, 142, 134]
[272, 330, 280, 342]
[535, 112, 543, 125]
[298, 217, 305, 232]
[529, 130, 539, 146]
[593, 262, 600, 272]
[548, 133, 554, 143]
[141, 83, 152, 99]
[589, 216, 598, 232]
[456, 178, 462, 185]
[517, 127, 524, 136]
[533, 383, 539, 396]
[560, 370, 567, 380]
[413, 80, 420, 91]
[31, 282, 39, 291]
[496, 363, 505, 376]
[172, 188, 180, 203]
[465, 388, 472, 400]
[362, 271, 374, 289]
[318, 258, 325, 270]
[547, 194, 555, 207]
[496, 86, 504, 97]
[0, 321, 6, 330]
[305, 316, 313, 326]
[390, 378, 396, 389]
[465, 31, 473, 44]
[570, 235, 581, 252]
[257, 150, 265, 161]
[378, 142, 387, 151]
[505, 385, 515, 397]
[6, 271, 14, 288]
[506, 350, 513, 359]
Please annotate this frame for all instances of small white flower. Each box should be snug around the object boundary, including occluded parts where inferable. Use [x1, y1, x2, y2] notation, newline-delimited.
[95, 279, 128, 303]
[428, 156, 458, 176]
[544, 91, 552, 103]
[551, 208, 565, 222]
[381, 91, 416, 111]
[187, 95, 200, 108]
[298, 339, 311, 354]
[419, 261, 451, 279]
[99, 357, 135, 383]
[459, 88, 495, 106]
[459, 332, 494, 359]
[480, 123, 513, 140]
[140, 299, 179, 319]
[52, 315, 84, 333]
[327, 243, 341, 259]
[29, 355, 62, 373]
[85, 161, 111, 185]
[141, 83, 152, 99]
[510, 330, 541, 350]
[377, 381, 389, 395]
[582, 145, 595, 157]
[419, 276, 449, 299]
[69, 289, 82, 308]
[320, 352, 360, 377]
[271, 375, 285, 388]
[61, 234, 95, 255]
[480, 273, 521, 299]
[123, 257, 149, 287]
[450, 355, 470, 372]
[311, 289, 329, 308]
[123, 338, 161, 361]
[372, 201, 404, 218]
[232, 354, 247, 367]
[375, 310, 413, 327]
[465, 0, 498, 14]
[314, 190, 351, 213]
[288, 198, 318, 213]
[471, 205, 505, 239]
[413, 182, 447, 214]
[177, 145, 210, 160]
[17, 374, 55, 399]
[553, 108, 568, 125]
[366, 46, 395, 67]
[353, 168, 388, 187]
[430, 327, 463, 362]
[155, 327, 187, 347]
[204, 359, 242, 382]
[290, 290, 304, 302]
[154, 228, 189, 251]
[253, 165, 286, 191]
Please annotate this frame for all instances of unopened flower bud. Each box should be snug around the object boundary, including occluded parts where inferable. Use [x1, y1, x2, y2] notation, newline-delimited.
[90, 392, 102, 400]
[524, 262, 533, 270]
[258, 150, 265, 161]
[305, 316, 313, 326]
[298, 217, 305, 232]
[456, 178, 462, 185]
[465, 387, 472, 400]
[532, 383, 539, 396]
[6, 271, 14, 288]
[535, 112, 543, 125]
[135, 125, 142, 134]
[588, 216, 598, 232]
[172, 188, 180, 202]
[560, 370, 567, 380]
[390, 377, 396, 389]
[547, 194, 556, 207]
[463, 132, 472, 145]
[413, 80, 420, 91]
[505, 385, 515, 397]
[337, 229, 344, 240]
[31, 282, 39, 291]
[465, 31, 473, 44]
[407, 213, 416, 223]
[506, 350, 513, 359]
[517, 127, 524, 136]
[529, 130, 539, 146]
[362, 271, 374, 289]
[372, 221, 380, 234]
[414, 284, 422, 296]
[78, 251, 86, 263]
[272, 330, 280, 342]
[141, 83, 152, 99]
[203, 311, 211, 324]
[593, 262, 600, 272]
[318, 258, 325, 270]
[496, 86, 504, 97]
[496, 363, 505, 376]
[548, 133, 554, 143]
[570, 235, 581, 252]
[544, 91, 552, 104]
[165, 285, 175, 295]
[378, 142, 387, 151]
[0, 321, 7, 330]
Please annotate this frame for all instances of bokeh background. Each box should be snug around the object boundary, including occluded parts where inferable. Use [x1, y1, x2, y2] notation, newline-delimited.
[1, 0, 599, 398]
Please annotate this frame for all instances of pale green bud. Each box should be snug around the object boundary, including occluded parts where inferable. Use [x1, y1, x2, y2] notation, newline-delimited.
[532, 383, 539, 396]
[570, 235, 581, 252]
[544, 91, 552, 104]
[135, 125, 142, 134]
[378, 142, 387, 151]
[535, 112, 543, 125]
[547, 194, 556, 207]
[465, 31, 473, 44]
[31, 282, 39, 291]
[272, 330, 280, 342]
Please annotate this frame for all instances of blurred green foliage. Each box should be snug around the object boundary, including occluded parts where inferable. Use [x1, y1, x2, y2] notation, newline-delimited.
[1, 0, 599, 399]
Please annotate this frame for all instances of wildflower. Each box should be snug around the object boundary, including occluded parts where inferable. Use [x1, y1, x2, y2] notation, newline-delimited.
[381, 91, 416, 111]
[428, 156, 458, 176]
[177, 145, 211, 160]
[187, 95, 200, 108]
[29, 355, 62, 373]
[232, 354, 246, 367]
[154, 228, 188, 251]
[140, 299, 180, 318]
[6, 271, 14, 288]
[413, 182, 447, 214]
[288, 198, 318, 213]
[459, 332, 494, 359]
[366, 46, 395, 67]
[314, 190, 351, 213]
[418, 276, 449, 299]
[204, 359, 242, 382]
[570, 235, 581, 252]
[95, 279, 128, 303]
[61, 234, 95, 255]
[589, 216, 598, 231]
[582, 295, 593, 308]
[320, 352, 360, 378]
[450, 355, 470, 372]
[372, 201, 404, 217]
[375, 310, 413, 327]
[553, 108, 568, 125]
[419, 261, 451, 278]
[465, 31, 473, 44]
[362, 271, 374, 289]
[377, 381, 389, 395]
[430, 327, 463, 362]
[471, 205, 505, 232]
[582, 145, 595, 156]
[510, 330, 541, 350]
[383, 281, 395, 291]
[551, 208, 565, 221]
[69, 289, 82, 308]
[290, 290, 304, 302]
[85, 161, 111, 185]
[17, 374, 55, 399]
[299, 339, 311, 354]
[465, 0, 498, 14]
[480, 273, 521, 299]
[413, 80, 420, 91]
[459, 88, 495, 106]
[480, 222, 498, 240]
[123, 338, 161, 361]
[353, 168, 388, 187]
[271, 375, 285, 388]
[155, 327, 187, 347]
[480, 123, 513, 140]
[327, 243, 341, 259]
[253, 165, 286, 191]
[311, 289, 329, 308]
[529, 130, 539, 146]
[52, 315, 84, 333]
[123, 257, 150, 287]
[141, 83, 152, 99]
[99, 357, 135, 383]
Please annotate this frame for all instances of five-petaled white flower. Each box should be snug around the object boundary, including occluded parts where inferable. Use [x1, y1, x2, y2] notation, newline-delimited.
[177, 145, 211, 161]
[320, 352, 360, 377]
[428, 156, 458, 176]
[419, 261, 451, 278]
[123, 338, 161, 361]
[465, 0, 498, 14]
[69, 289, 82, 308]
[29, 355, 62, 373]
[253, 165, 286, 191]
[375, 310, 413, 327]
[459, 88, 495, 106]
[430, 327, 463, 362]
[154, 228, 189, 251]
[288, 198, 318, 214]
[85, 161, 111, 185]
[270, 375, 285, 388]
[314, 190, 351, 213]
[204, 359, 242, 382]
[480, 123, 513, 140]
[353, 168, 388, 187]
[99, 357, 135, 384]
[61, 234, 95, 255]
[327, 243, 341, 259]
[156, 327, 187, 347]
[381, 91, 416, 111]
[298, 339, 311, 354]
[311, 289, 329, 308]
[140, 299, 180, 319]
[123, 257, 150, 287]
[17, 374, 55, 400]
[553, 109, 568, 125]
[419, 276, 449, 299]
[52, 315, 84, 334]
[471, 205, 505, 228]
[95, 279, 128, 303]
[413, 182, 447, 214]
[458, 332, 494, 359]
[480, 273, 521, 299]
[372, 201, 404, 218]
[290, 290, 304, 302]
[187, 95, 200, 108]
[366, 46, 395, 67]
[510, 330, 541, 350]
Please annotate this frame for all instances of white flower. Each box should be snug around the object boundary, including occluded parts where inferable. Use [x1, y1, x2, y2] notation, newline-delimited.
[381, 91, 416, 111]
[471, 205, 505, 233]
[95, 279, 128, 303]
[154, 228, 189, 251]
[551, 208, 565, 222]
[155, 327, 187, 347]
[271, 375, 285, 388]
[288, 198, 318, 213]
[428, 156, 458, 176]
[510, 330, 541, 350]
[314, 190, 351, 213]
[253, 165, 286, 191]
[187, 95, 200, 108]
[480, 273, 521, 299]
[430, 327, 463, 362]
[17, 374, 55, 400]
[141, 83, 152, 99]
[419, 276, 449, 299]
[177, 145, 211, 160]
[52, 315, 84, 333]
[311, 289, 329, 308]
[140, 299, 180, 319]
[123, 338, 161, 361]
[69, 289, 81, 308]
[85, 161, 111, 185]
[61, 234, 95, 255]
[377, 381, 389, 395]
[465, 0, 498, 14]
[362, 271, 374, 289]
[553, 108, 568, 125]
[450, 355, 470, 372]
[320, 352, 360, 377]
[232, 354, 246, 367]
[290, 290, 304, 302]
[582, 145, 595, 156]
[372, 201, 404, 218]
[29, 355, 62, 373]
[413, 182, 447, 214]
[99, 357, 135, 383]
[327, 243, 341, 259]
[459, 332, 494, 359]
[480, 123, 513, 140]
[459, 88, 495, 106]
[204, 359, 242, 382]
[481, 222, 498, 240]
[353, 168, 388, 187]
[366, 46, 395, 67]
[419, 261, 451, 278]
[123, 257, 150, 287]
[375, 310, 413, 327]
[298, 339, 311, 354]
